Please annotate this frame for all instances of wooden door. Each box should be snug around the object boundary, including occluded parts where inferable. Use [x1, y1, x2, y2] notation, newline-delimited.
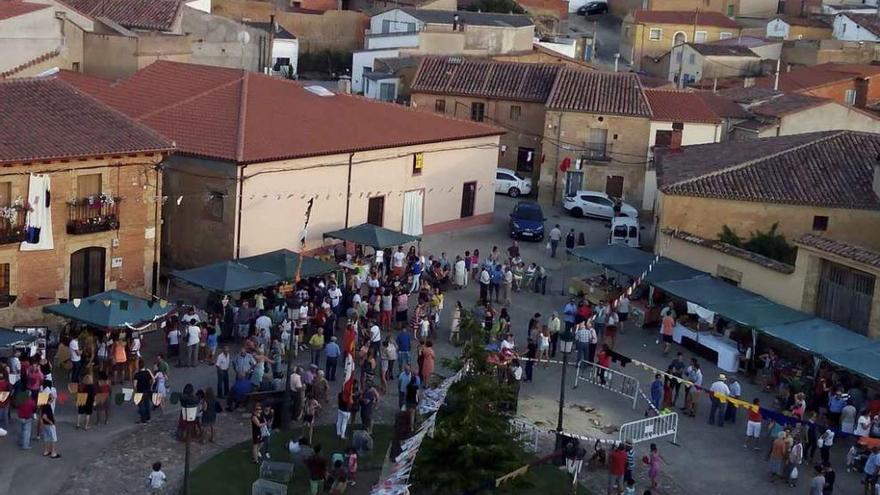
[70, 247, 106, 299]
[605, 175, 624, 199]
[367, 196, 385, 226]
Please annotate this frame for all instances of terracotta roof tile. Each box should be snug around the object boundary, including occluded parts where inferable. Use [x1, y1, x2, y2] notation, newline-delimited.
[546, 68, 651, 117]
[662, 228, 795, 273]
[795, 234, 880, 269]
[839, 13, 880, 37]
[754, 63, 880, 92]
[632, 9, 740, 29]
[58, 0, 184, 31]
[0, 78, 173, 165]
[693, 91, 752, 118]
[748, 93, 829, 117]
[0, 1, 49, 21]
[411, 57, 561, 103]
[645, 89, 721, 123]
[0, 49, 61, 79]
[656, 131, 880, 209]
[60, 61, 504, 164]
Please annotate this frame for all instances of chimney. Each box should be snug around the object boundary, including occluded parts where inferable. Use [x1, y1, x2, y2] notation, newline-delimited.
[855, 76, 870, 108]
[337, 75, 352, 94]
[670, 123, 684, 151]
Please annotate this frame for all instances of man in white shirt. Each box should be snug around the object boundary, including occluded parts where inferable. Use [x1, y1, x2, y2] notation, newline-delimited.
[254, 310, 272, 348]
[548, 224, 562, 258]
[69, 335, 82, 383]
[185, 323, 200, 368]
[369, 322, 382, 357]
[708, 373, 731, 427]
[327, 284, 343, 315]
[167, 326, 180, 360]
[617, 296, 630, 332]
[215, 346, 231, 398]
[392, 247, 406, 277]
[479, 267, 491, 303]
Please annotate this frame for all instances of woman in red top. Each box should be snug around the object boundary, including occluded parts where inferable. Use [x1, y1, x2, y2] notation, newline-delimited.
[597, 345, 611, 385]
[575, 302, 591, 324]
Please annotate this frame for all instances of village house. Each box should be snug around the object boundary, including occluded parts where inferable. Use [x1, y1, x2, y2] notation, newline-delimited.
[765, 15, 833, 40]
[610, 0, 742, 18]
[0, 0, 86, 78]
[0, 77, 173, 326]
[410, 57, 560, 192]
[642, 89, 725, 210]
[621, 10, 742, 70]
[727, 91, 880, 139]
[543, 69, 652, 206]
[61, 61, 503, 270]
[782, 38, 880, 66]
[832, 12, 880, 42]
[668, 43, 763, 85]
[654, 131, 880, 337]
[753, 62, 880, 107]
[352, 8, 534, 96]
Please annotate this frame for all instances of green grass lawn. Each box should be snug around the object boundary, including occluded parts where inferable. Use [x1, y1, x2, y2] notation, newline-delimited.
[189, 424, 392, 495]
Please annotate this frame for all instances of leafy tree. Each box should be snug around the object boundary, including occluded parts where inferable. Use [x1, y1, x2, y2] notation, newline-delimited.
[717, 225, 742, 247]
[465, 0, 526, 14]
[743, 222, 796, 264]
[412, 311, 527, 494]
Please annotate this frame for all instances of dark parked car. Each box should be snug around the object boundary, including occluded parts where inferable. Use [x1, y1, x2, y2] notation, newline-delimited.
[577, 1, 608, 15]
[509, 201, 545, 241]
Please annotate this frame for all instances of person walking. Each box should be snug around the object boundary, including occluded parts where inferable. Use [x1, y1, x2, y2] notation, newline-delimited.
[75, 373, 96, 430]
[215, 346, 230, 399]
[647, 443, 663, 490]
[309, 331, 325, 368]
[708, 374, 730, 427]
[818, 427, 834, 465]
[478, 265, 491, 304]
[786, 435, 804, 487]
[185, 321, 200, 368]
[608, 443, 626, 494]
[133, 360, 154, 424]
[745, 398, 762, 450]
[336, 392, 352, 439]
[565, 228, 575, 259]
[547, 312, 561, 358]
[650, 374, 663, 412]
[574, 322, 589, 364]
[548, 224, 562, 258]
[398, 364, 420, 409]
[17, 392, 36, 450]
[324, 337, 341, 382]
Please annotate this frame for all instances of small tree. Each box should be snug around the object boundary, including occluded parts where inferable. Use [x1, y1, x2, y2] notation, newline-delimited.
[718, 225, 742, 247]
[465, 0, 526, 14]
[743, 222, 796, 264]
[412, 311, 527, 494]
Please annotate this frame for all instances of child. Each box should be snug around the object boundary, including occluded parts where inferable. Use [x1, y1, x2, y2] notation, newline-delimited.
[329, 458, 348, 494]
[846, 444, 859, 472]
[153, 367, 168, 414]
[624, 479, 636, 495]
[346, 446, 358, 486]
[148, 462, 166, 493]
[41, 401, 60, 458]
[206, 324, 218, 363]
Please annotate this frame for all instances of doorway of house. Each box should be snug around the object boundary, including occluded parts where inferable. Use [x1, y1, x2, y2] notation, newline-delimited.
[367, 196, 385, 226]
[461, 181, 476, 218]
[605, 175, 624, 198]
[70, 246, 106, 298]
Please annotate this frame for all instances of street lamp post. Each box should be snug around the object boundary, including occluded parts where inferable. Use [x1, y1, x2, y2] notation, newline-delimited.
[554, 328, 576, 464]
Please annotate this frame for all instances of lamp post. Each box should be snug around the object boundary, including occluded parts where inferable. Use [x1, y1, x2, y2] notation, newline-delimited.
[554, 327, 576, 463]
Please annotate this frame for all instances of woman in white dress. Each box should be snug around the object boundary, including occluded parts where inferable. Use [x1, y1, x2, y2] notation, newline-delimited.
[450, 301, 462, 344]
[453, 256, 467, 289]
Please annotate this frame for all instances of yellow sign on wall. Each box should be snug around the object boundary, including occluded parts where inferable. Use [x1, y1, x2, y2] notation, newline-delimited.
[413, 152, 424, 173]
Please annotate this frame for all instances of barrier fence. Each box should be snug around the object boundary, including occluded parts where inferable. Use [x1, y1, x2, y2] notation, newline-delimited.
[618, 411, 679, 445]
[509, 418, 540, 453]
[572, 360, 640, 409]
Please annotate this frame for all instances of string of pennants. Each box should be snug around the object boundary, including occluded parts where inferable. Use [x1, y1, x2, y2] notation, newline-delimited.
[370, 365, 469, 495]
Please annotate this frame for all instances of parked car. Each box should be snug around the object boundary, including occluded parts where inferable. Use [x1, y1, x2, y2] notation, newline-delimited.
[606, 215, 642, 248]
[562, 190, 638, 219]
[509, 201, 545, 241]
[577, 1, 608, 15]
[495, 168, 532, 197]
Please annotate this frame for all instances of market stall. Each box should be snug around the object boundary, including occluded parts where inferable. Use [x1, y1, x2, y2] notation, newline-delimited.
[170, 260, 282, 293]
[44, 289, 176, 332]
[672, 323, 740, 372]
[238, 249, 336, 281]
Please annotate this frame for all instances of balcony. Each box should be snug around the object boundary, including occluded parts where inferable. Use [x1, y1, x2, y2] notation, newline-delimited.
[581, 142, 613, 163]
[66, 195, 120, 235]
[0, 207, 28, 245]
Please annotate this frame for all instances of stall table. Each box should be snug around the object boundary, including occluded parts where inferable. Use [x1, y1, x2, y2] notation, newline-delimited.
[672, 323, 740, 373]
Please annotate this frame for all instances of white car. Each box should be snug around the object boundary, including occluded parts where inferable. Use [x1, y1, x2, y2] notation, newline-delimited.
[563, 190, 638, 219]
[495, 168, 532, 197]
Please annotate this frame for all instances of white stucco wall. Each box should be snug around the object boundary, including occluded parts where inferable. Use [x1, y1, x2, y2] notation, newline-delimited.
[272, 38, 298, 75]
[766, 19, 790, 39]
[833, 14, 880, 41]
[0, 7, 63, 72]
[370, 9, 424, 34]
[352, 48, 400, 93]
[365, 33, 420, 50]
[364, 76, 399, 101]
[236, 135, 500, 256]
[754, 102, 880, 137]
[186, 0, 211, 13]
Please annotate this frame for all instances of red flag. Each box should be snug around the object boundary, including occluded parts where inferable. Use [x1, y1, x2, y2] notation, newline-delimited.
[559, 157, 571, 172]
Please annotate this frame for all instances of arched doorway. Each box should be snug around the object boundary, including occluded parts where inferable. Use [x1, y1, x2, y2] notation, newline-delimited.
[70, 247, 106, 299]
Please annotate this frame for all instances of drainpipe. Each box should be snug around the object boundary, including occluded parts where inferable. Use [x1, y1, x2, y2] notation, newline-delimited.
[151, 164, 161, 297]
[235, 164, 248, 259]
[344, 152, 354, 228]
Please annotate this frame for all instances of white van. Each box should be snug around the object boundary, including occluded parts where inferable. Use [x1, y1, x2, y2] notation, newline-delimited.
[607, 216, 641, 248]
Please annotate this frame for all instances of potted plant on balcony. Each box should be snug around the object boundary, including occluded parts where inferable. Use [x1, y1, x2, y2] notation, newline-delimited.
[0, 197, 32, 244]
[67, 194, 121, 235]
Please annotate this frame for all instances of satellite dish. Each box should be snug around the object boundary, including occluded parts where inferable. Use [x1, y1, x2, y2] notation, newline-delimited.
[237, 30, 251, 44]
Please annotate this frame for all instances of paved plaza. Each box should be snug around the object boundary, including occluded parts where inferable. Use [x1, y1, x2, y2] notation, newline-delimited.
[1, 195, 863, 495]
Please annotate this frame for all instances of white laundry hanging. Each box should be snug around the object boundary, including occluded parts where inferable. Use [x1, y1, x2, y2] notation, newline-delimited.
[20, 174, 54, 251]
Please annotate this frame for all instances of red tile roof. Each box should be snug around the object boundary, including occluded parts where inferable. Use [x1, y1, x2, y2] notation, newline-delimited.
[58, 0, 184, 31]
[546, 68, 651, 117]
[60, 61, 504, 164]
[0, 78, 173, 165]
[632, 10, 740, 29]
[748, 93, 829, 117]
[411, 57, 561, 103]
[693, 91, 752, 118]
[645, 89, 721, 123]
[656, 131, 880, 209]
[795, 234, 880, 269]
[0, 1, 49, 21]
[755, 63, 880, 92]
